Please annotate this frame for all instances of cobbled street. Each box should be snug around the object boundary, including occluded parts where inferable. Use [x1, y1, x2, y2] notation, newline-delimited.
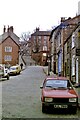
[1, 66, 80, 119]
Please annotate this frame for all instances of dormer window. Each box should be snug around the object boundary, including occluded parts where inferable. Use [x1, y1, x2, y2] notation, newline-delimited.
[72, 33, 75, 48]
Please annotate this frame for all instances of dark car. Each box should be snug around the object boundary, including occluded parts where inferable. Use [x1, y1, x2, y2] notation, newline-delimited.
[40, 76, 78, 113]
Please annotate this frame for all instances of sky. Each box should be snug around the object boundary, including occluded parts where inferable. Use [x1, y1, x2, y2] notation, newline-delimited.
[0, 0, 80, 37]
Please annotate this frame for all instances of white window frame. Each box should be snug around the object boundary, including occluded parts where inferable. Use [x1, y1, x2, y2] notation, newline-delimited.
[4, 55, 12, 61]
[43, 46, 47, 51]
[58, 33, 61, 47]
[5, 46, 12, 52]
[72, 55, 75, 76]
[38, 36, 41, 40]
[72, 33, 75, 48]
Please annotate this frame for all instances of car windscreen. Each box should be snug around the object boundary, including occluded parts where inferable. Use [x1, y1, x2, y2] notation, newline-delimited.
[10, 67, 16, 70]
[45, 79, 69, 89]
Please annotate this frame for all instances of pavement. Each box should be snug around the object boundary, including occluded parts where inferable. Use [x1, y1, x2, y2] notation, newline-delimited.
[42, 66, 80, 107]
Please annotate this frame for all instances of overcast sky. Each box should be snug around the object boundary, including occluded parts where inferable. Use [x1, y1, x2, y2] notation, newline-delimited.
[0, 0, 80, 36]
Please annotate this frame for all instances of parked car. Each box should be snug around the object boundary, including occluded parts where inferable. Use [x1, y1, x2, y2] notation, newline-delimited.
[9, 65, 21, 75]
[0, 64, 9, 80]
[40, 76, 78, 113]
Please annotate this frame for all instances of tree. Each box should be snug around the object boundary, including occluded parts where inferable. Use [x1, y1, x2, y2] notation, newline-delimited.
[20, 31, 31, 42]
[20, 32, 31, 55]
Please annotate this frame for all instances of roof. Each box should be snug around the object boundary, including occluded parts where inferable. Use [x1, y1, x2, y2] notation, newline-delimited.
[0, 31, 20, 46]
[31, 30, 51, 36]
[64, 22, 80, 44]
[49, 26, 59, 41]
[50, 15, 80, 40]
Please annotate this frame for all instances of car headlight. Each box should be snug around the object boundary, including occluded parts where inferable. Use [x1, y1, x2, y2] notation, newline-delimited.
[69, 98, 77, 102]
[45, 98, 53, 102]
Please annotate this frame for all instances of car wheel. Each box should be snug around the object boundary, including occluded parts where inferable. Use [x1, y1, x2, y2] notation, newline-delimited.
[42, 103, 46, 113]
[70, 107, 77, 114]
[18, 72, 20, 75]
[73, 108, 77, 114]
[7, 74, 9, 80]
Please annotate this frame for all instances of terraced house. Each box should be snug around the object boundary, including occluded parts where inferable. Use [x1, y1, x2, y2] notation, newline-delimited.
[49, 15, 80, 85]
[64, 21, 80, 85]
[0, 26, 20, 66]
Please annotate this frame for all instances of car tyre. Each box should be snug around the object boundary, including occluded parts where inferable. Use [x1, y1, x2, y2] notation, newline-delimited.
[70, 107, 77, 114]
[7, 74, 9, 80]
[42, 104, 46, 113]
[73, 108, 77, 114]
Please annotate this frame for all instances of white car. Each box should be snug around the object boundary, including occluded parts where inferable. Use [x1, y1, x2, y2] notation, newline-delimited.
[9, 65, 21, 75]
[0, 64, 10, 80]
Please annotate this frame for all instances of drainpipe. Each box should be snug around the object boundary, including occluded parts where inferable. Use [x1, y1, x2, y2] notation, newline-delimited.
[47, 55, 50, 75]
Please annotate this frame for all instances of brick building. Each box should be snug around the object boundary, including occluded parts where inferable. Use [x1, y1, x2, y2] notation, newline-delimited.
[49, 15, 80, 85]
[30, 28, 51, 65]
[0, 26, 20, 66]
[64, 21, 80, 85]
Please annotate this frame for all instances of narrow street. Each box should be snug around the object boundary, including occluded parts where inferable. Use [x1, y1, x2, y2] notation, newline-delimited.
[1, 66, 79, 119]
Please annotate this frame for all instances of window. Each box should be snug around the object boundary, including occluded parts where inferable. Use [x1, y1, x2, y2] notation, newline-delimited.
[72, 55, 75, 76]
[58, 33, 61, 46]
[72, 33, 75, 48]
[4, 55, 12, 61]
[34, 36, 36, 40]
[5, 46, 12, 52]
[44, 40, 47, 45]
[44, 36, 47, 45]
[43, 46, 47, 51]
[44, 36, 47, 40]
[38, 36, 41, 40]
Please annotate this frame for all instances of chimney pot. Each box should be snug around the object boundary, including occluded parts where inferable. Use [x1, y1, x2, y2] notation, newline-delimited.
[9, 26, 14, 32]
[61, 17, 65, 23]
[7, 25, 9, 32]
[36, 27, 39, 31]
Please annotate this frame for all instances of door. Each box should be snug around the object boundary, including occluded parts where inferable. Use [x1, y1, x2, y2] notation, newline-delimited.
[76, 58, 78, 84]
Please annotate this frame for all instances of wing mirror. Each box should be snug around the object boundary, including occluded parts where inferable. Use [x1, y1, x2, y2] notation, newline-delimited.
[73, 84, 80, 88]
[40, 85, 43, 89]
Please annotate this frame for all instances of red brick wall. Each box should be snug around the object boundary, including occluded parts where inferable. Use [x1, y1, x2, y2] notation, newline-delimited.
[2, 37, 19, 65]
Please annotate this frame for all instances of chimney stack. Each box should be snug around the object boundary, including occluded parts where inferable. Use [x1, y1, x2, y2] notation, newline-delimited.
[9, 26, 14, 32]
[7, 25, 9, 32]
[36, 27, 39, 31]
[7, 26, 14, 32]
[61, 17, 66, 23]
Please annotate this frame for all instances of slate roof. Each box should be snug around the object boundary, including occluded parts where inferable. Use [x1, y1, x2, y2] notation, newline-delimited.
[0, 31, 20, 46]
[50, 15, 80, 40]
[31, 30, 51, 36]
[64, 21, 80, 44]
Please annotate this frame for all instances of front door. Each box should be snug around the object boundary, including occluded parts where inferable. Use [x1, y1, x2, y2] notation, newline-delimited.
[76, 58, 78, 84]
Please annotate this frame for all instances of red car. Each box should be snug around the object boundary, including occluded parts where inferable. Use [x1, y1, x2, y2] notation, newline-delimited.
[40, 76, 78, 113]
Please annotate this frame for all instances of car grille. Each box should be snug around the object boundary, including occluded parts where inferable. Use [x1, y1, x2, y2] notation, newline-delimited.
[53, 98, 69, 103]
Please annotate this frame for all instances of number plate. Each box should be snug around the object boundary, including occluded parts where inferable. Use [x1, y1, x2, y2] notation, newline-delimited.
[54, 105, 68, 108]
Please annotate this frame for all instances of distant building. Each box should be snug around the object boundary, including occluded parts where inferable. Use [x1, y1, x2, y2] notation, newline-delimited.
[0, 26, 20, 66]
[30, 27, 51, 65]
